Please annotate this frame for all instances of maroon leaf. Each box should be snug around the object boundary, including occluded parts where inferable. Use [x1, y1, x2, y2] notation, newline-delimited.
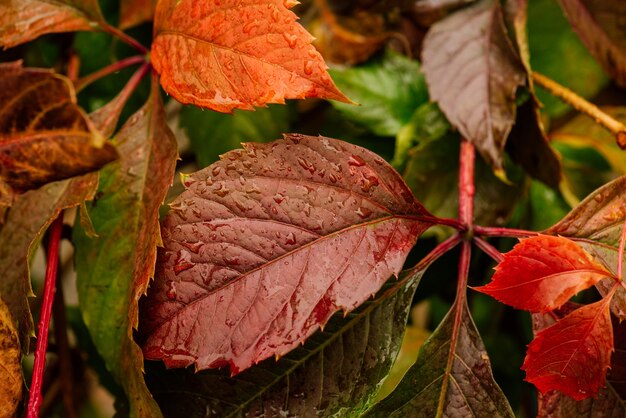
[421, 0, 526, 172]
[523, 297, 614, 400]
[140, 134, 433, 374]
[557, 0, 626, 88]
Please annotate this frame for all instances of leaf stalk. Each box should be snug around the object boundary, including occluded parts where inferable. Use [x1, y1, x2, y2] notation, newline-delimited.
[75, 55, 147, 91]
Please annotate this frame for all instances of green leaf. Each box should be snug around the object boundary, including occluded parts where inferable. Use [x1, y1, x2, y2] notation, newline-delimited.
[329, 50, 429, 137]
[179, 104, 291, 167]
[0, 174, 98, 348]
[145, 269, 426, 417]
[73, 79, 178, 418]
[528, 0, 608, 118]
[364, 300, 514, 417]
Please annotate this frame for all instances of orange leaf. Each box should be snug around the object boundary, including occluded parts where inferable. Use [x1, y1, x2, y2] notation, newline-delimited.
[151, 0, 350, 112]
[475, 235, 614, 312]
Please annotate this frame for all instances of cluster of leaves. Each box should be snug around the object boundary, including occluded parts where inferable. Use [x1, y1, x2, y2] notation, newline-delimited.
[1, 0, 626, 417]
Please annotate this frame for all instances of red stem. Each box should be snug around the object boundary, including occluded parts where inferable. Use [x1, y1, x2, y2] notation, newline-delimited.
[474, 225, 538, 238]
[100, 22, 149, 54]
[473, 237, 504, 263]
[75, 55, 146, 91]
[459, 140, 475, 229]
[27, 214, 64, 418]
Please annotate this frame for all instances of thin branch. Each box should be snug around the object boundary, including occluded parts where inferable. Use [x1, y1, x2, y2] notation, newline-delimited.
[52, 280, 76, 418]
[473, 237, 504, 263]
[75, 55, 146, 91]
[533, 71, 626, 149]
[27, 214, 64, 418]
[100, 22, 149, 54]
[474, 226, 538, 238]
[459, 140, 475, 229]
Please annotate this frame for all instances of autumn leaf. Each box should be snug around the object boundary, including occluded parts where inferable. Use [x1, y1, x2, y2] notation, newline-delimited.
[0, 297, 21, 418]
[0, 61, 117, 206]
[146, 268, 426, 417]
[140, 134, 433, 374]
[523, 297, 614, 400]
[74, 78, 178, 418]
[534, 304, 626, 417]
[557, 0, 626, 88]
[0, 174, 98, 348]
[421, 0, 526, 173]
[364, 300, 514, 417]
[120, 0, 155, 30]
[151, 0, 350, 112]
[0, 0, 103, 49]
[475, 235, 614, 312]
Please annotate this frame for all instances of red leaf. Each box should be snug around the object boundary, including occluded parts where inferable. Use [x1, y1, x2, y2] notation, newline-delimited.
[151, 0, 350, 112]
[523, 298, 614, 400]
[119, 0, 155, 29]
[140, 134, 432, 374]
[475, 235, 614, 312]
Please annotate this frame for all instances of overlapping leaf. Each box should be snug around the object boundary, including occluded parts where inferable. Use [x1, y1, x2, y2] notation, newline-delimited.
[475, 235, 614, 312]
[74, 79, 178, 418]
[151, 0, 350, 112]
[557, 0, 626, 88]
[140, 134, 433, 374]
[364, 300, 514, 417]
[0, 174, 98, 348]
[0, 297, 21, 418]
[534, 305, 626, 417]
[421, 0, 526, 172]
[0, 0, 103, 48]
[523, 298, 614, 400]
[146, 268, 426, 417]
[0, 61, 116, 206]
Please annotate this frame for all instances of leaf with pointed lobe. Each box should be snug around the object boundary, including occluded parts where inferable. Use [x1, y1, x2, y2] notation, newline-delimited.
[364, 300, 514, 417]
[0, 61, 117, 206]
[0, 0, 103, 49]
[534, 304, 626, 417]
[421, 0, 526, 172]
[146, 268, 426, 418]
[151, 0, 350, 112]
[475, 235, 614, 312]
[557, 0, 626, 88]
[74, 79, 178, 418]
[0, 297, 22, 418]
[523, 297, 614, 400]
[140, 134, 433, 374]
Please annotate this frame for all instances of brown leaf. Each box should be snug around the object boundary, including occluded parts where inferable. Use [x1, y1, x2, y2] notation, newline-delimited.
[0, 61, 117, 206]
[151, 0, 350, 112]
[558, 0, 626, 88]
[120, 0, 156, 30]
[0, 0, 103, 49]
[141, 134, 433, 374]
[0, 297, 21, 418]
[421, 0, 526, 172]
[0, 174, 98, 348]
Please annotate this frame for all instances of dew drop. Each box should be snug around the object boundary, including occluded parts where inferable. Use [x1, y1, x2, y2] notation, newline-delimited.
[297, 157, 316, 173]
[303, 60, 313, 75]
[246, 184, 262, 194]
[243, 20, 258, 34]
[329, 173, 338, 183]
[225, 318, 236, 327]
[214, 183, 230, 197]
[594, 194, 604, 202]
[274, 193, 285, 204]
[282, 33, 298, 48]
[166, 281, 177, 299]
[285, 232, 296, 245]
[272, 206, 279, 215]
[225, 256, 240, 266]
[348, 155, 366, 167]
[205, 177, 214, 186]
[212, 166, 223, 176]
[356, 207, 373, 218]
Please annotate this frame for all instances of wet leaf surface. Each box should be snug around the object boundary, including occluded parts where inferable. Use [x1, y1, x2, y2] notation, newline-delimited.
[0, 61, 117, 206]
[140, 134, 433, 374]
[151, 0, 350, 112]
[475, 235, 614, 312]
[0, 0, 103, 48]
[146, 268, 426, 417]
[74, 79, 178, 418]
